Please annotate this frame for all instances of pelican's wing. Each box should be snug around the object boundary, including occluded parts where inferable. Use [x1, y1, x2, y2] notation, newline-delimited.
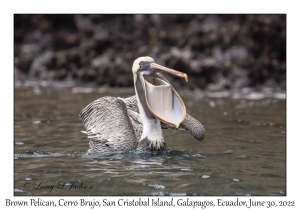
[125, 109, 143, 142]
[123, 95, 205, 141]
[79, 96, 138, 155]
[121, 95, 143, 140]
[178, 114, 205, 141]
[122, 95, 139, 113]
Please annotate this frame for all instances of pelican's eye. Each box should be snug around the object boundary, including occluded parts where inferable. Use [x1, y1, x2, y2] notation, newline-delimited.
[139, 61, 145, 66]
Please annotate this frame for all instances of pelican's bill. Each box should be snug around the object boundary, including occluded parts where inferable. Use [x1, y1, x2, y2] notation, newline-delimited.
[138, 73, 186, 128]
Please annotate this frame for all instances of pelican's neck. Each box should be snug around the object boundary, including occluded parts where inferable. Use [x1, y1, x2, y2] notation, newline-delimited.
[135, 87, 164, 150]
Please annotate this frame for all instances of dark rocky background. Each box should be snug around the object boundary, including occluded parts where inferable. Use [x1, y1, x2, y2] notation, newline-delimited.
[14, 14, 286, 91]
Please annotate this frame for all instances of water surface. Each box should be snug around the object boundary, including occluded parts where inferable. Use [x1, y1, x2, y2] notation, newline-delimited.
[14, 83, 286, 195]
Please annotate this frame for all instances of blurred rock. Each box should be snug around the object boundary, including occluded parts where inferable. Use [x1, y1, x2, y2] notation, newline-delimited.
[14, 14, 286, 91]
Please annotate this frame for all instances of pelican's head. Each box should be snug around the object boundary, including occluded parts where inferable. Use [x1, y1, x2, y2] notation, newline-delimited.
[132, 56, 188, 129]
[132, 56, 154, 81]
[132, 56, 188, 84]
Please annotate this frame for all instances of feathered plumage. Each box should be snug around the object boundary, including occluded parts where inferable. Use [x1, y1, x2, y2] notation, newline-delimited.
[80, 95, 205, 155]
[80, 56, 205, 155]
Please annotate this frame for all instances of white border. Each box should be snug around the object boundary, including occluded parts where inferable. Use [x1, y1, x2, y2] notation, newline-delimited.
[2, 0, 299, 209]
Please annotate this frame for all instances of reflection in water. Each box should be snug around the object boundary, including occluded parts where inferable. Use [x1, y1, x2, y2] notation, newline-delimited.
[14, 85, 286, 196]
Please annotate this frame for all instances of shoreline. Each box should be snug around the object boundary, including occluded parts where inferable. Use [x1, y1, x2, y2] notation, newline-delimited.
[14, 79, 286, 101]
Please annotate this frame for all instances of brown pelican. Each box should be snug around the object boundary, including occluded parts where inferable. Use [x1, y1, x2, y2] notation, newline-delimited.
[80, 56, 205, 155]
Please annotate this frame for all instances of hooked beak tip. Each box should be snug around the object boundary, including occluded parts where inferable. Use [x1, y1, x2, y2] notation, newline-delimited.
[183, 73, 188, 82]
